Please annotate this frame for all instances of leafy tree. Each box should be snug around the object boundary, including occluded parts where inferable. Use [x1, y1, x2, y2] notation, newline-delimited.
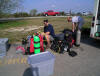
[60, 11, 66, 16]
[76, 12, 82, 16]
[37, 13, 44, 16]
[13, 12, 29, 17]
[30, 9, 38, 16]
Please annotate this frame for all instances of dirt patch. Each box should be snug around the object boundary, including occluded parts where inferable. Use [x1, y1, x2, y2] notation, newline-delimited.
[4, 26, 43, 32]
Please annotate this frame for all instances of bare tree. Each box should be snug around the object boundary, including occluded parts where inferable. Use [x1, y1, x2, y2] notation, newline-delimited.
[0, 0, 23, 13]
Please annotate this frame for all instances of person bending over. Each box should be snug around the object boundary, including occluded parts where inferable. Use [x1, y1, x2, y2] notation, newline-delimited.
[67, 16, 84, 32]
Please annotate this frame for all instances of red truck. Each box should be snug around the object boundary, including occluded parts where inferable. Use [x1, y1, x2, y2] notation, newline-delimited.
[43, 10, 60, 16]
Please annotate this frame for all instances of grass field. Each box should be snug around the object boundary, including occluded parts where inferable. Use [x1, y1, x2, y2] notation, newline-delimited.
[0, 16, 92, 43]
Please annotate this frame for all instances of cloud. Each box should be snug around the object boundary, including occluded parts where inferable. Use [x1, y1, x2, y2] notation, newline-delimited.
[51, 4, 56, 8]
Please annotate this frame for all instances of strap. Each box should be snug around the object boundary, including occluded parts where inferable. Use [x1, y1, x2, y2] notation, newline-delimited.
[34, 41, 40, 43]
[34, 47, 40, 49]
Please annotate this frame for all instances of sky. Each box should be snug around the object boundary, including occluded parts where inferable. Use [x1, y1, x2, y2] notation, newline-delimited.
[17, 0, 94, 13]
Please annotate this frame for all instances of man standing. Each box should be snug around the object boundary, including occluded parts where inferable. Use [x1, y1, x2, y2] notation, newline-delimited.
[43, 19, 55, 48]
[67, 16, 84, 46]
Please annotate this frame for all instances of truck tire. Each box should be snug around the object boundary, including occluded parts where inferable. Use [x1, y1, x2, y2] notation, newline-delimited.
[55, 14, 58, 16]
[45, 14, 48, 16]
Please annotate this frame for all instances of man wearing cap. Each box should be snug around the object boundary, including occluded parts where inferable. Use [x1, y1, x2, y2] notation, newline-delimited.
[42, 19, 55, 48]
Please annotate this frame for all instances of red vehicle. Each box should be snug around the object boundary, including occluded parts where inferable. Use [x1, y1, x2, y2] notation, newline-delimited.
[43, 10, 60, 16]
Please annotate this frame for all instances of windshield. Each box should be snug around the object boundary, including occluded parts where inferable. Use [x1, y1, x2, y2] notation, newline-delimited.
[48, 10, 53, 12]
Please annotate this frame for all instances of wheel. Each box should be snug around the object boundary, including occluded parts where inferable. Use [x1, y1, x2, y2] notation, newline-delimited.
[45, 14, 48, 16]
[55, 14, 58, 16]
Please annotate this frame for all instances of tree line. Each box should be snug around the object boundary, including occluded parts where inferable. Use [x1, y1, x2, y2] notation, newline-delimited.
[0, 10, 93, 18]
[0, 0, 93, 18]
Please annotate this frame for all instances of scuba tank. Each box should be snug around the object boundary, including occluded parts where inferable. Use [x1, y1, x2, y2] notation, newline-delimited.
[29, 33, 44, 54]
[76, 29, 81, 46]
[34, 36, 41, 54]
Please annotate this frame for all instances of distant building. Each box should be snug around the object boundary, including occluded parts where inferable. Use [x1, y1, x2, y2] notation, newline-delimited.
[66, 13, 71, 16]
[82, 12, 93, 16]
[82, 12, 89, 16]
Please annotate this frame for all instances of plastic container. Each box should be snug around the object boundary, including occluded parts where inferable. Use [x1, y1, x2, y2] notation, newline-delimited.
[28, 51, 55, 76]
[0, 38, 8, 57]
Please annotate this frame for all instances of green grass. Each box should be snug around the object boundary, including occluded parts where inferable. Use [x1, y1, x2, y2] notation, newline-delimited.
[0, 16, 92, 43]
[82, 16, 92, 29]
[0, 20, 27, 29]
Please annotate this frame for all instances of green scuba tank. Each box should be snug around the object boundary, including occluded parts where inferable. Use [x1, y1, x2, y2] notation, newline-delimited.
[34, 36, 40, 54]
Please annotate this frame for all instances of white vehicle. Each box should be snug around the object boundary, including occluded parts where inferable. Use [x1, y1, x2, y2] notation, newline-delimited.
[90, 0, 100, 39]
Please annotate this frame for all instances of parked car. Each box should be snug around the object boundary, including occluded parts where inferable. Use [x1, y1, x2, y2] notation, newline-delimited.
[43, 10, 60, 16]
